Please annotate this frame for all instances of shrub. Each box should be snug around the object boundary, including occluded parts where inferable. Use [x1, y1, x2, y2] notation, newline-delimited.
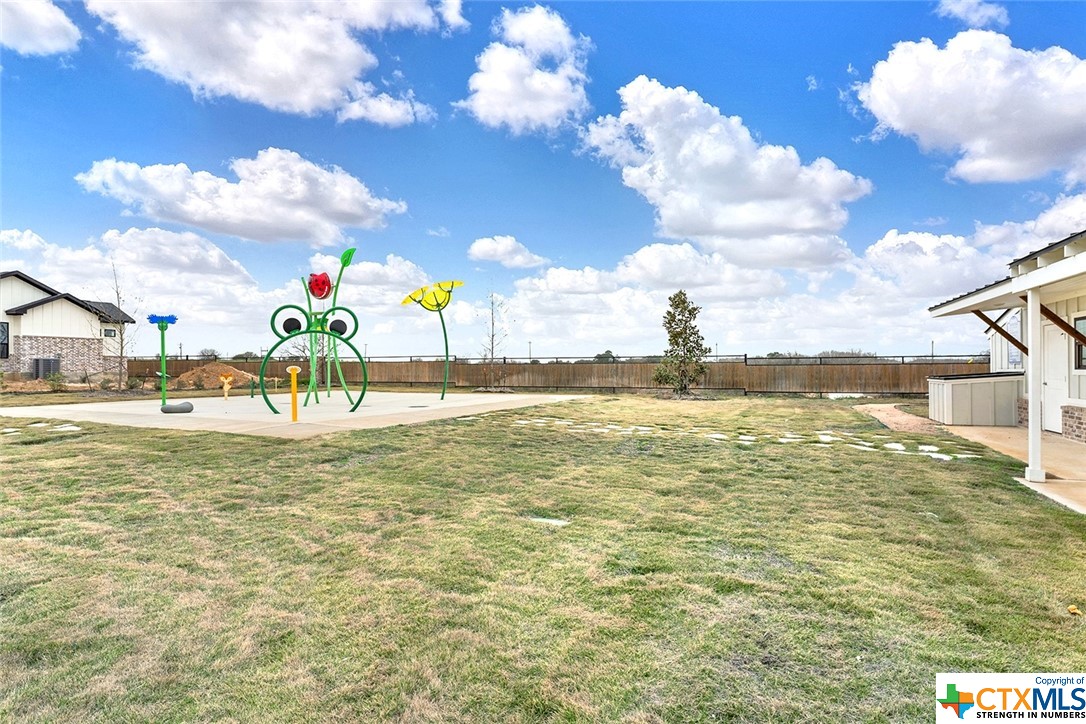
[193, 377, 205, 390]
[127, 377, 143, 390]
[44, 373, 66, 392]
[99, 378, 115, 390]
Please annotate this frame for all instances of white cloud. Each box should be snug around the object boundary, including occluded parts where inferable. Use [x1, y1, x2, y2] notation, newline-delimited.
[468, 235, 549, 268]
[856, 30, 1086, 184]
[805, 75, 819, 91]
[856, 229, 1006, 299]
[499, 191, 1086, 357]
[584, 76, 872, 268]
[454, 5, 590, 135]
[936, 0, 1009, 28]
[84, 0, 458, 125]
[505, 241, 787, 353]
[75, 148, 407, 246]
[971, 193, 1086, 260]
[613, 243, 787, 296]
[0, 0, 80, 55]
[336, 87, 435, 125]
[427, 226, 451, 237]
[437, 0, 469, 32]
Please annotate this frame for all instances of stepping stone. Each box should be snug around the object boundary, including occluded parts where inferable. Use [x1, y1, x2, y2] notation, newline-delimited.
[529, 517, 570, 527]
[919, 452, 953, 461]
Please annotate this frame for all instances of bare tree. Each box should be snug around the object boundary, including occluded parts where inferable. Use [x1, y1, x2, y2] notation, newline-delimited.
[479, 292, 511, 389]
[98, 261, 141, 390]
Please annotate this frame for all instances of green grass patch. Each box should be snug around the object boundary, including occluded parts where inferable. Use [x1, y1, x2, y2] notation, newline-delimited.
[1, 396, 1083, 721]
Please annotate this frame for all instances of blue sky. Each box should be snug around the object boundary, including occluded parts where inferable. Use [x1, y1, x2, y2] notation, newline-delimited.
[3, 0, 1086, 360]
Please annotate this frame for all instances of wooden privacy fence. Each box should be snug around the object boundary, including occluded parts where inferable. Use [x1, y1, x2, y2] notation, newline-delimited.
[129, 358, 987, 395]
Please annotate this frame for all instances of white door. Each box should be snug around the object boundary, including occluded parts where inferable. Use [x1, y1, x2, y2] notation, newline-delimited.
[1043, 324, 1069, 433]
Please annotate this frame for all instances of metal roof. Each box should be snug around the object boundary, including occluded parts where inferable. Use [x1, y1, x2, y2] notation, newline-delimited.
[1009, 228, 1086, 267]
[928, 276, 1011, 312]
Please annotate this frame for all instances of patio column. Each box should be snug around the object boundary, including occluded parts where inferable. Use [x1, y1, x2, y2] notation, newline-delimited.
[1025, 288, 1045, 482]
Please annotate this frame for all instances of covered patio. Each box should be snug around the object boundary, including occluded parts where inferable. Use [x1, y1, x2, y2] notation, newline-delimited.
[930, 228, 1086, 486]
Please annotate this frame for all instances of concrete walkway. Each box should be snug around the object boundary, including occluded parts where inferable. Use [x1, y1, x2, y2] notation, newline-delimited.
[947, 425, 1086, 514]
[0, 391, 585, 439]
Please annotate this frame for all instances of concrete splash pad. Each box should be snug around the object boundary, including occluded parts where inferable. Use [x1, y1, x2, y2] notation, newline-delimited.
[0, 391, 584, 439]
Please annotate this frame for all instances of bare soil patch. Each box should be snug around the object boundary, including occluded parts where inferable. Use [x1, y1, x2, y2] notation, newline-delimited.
[1, 377, 54, 393]
[854, 403, 942, 434]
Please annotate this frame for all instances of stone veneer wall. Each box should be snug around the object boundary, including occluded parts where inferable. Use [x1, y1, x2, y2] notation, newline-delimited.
[1016, 397, 1086, 444]
[5, 335, 106, 380]
[1064, 405, 1086, 444]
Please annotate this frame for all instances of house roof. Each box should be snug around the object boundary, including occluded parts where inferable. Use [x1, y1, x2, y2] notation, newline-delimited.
[0, 270, 60, 297]
[2, 270, 135, 324]
[84, 301, 137, 324]
[929, 228, 1086, 317]
[1009, 228, 1086, 268]
[5, 293, 136, 324]
[928, 276, 1011, 313]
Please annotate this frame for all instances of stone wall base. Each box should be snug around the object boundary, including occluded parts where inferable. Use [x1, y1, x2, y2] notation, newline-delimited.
[1017, 397, 1028, 427]
[1064, 405, 1086, 444]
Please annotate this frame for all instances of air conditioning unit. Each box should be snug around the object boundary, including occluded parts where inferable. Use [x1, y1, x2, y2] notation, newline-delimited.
[31, 358, 61, 379]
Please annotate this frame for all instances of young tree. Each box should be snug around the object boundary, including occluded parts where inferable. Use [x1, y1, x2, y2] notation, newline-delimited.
[653, 290, 711, 395]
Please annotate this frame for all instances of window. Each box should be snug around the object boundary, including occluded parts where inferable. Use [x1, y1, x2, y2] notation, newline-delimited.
[103, 328, 117, 338]
[0, 321, 7, 359]
[1077, 316, 1086, 370]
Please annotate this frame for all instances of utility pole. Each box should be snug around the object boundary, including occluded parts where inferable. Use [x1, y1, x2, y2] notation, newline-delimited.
[529, 340, 532, 360]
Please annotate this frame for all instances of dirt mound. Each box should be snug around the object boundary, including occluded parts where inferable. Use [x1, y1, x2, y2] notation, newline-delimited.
[176, 362, 258, 389]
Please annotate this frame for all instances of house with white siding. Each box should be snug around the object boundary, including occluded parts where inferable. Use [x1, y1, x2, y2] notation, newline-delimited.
[0, 270, 135, 380]
[930, 229, 1086, 482]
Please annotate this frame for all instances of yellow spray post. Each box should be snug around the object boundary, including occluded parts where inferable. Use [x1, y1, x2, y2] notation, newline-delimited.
[220, 374, 233, 400]
[287, 366, 301, 421]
